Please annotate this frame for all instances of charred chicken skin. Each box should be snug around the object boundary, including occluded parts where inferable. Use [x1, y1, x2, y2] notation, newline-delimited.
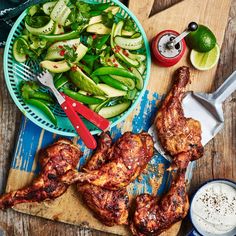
[130, 170, 189, 236]
[61, 132, 154, 190]
[155, 66, 204, 169]
[78, 132, 129, 226]
[0, 139, 82, 210]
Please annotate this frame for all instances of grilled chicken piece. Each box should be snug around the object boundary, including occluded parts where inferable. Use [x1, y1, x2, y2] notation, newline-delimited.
[130, 170, 189, 236]
[78, 132, 129, 226]
[61, 132, 154, 190]
[155, 66, 204, 169]
[0, 139, 82, 209]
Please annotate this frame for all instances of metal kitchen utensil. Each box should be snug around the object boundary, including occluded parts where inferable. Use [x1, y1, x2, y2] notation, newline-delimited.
[149, 70, 236, 160]
[35, 70, 98, 149]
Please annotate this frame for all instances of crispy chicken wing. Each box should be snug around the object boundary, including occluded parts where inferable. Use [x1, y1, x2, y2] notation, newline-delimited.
[130, 170, 189, 236]
[78, 132, 129, 226]
[155, 66, 204, 169]
[0, 139, 82, 209]
[61, 132, 154, 190]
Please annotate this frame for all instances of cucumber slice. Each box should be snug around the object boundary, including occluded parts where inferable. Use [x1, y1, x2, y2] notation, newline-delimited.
[89, 104, 99, 111]
[122, 30, 136, 37]
[114, 35, 143, 50]
[58, 7, 71, 26]
[28, 5, 39, 16]
[42, 2, 56, 15]
[126, 89, 138, 100]
[25, 19, 55, 35]
[97, 84, 127, 97]
[131, 68, 144, 90]
[87, 23, 111, 35]
[137, 62, 146, 75]
[111, 22, 139, 67]
[98, 101, 131, 118]
[110, 75, 135, 90]
[129, 52, 146, 62]
[50, 0, 70, 26]
[131, 32, 141, 38]
[13, 37, 28, 63]
[53, 23, 64, 34]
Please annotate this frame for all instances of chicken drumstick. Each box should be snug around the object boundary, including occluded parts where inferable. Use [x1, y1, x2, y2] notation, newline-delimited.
[130, 170, 189, 236]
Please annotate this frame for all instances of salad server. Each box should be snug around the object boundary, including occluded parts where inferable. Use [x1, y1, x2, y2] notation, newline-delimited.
[35, 70, 106, 149]
[14, 63, 110, 149]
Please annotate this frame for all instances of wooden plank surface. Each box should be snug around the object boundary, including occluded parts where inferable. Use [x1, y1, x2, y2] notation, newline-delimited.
[0, 0, 235, 236]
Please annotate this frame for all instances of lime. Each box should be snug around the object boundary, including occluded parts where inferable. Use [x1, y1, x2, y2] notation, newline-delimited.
[190, 44, 220, 71]
[186, 25, 216, 52]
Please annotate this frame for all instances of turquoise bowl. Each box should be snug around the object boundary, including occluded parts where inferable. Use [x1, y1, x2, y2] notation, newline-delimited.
[4, 0, 151, 137]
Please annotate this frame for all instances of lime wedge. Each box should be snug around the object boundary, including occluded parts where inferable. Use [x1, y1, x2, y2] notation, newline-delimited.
[190, 44, 220, 71]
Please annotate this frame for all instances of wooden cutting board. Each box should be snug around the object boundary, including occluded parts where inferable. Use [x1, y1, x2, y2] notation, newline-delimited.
[6, 0, 231, 235]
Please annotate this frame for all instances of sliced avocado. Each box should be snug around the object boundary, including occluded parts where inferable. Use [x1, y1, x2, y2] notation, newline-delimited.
[69, 68, 106, 96]
[87, 23, 111, 35]
[45, 42, 88, 61]
[88, 15, 102, 25]
[47, 38, 80, 51]
[40, 60, 70, 73]
[104, 6, 120, 15]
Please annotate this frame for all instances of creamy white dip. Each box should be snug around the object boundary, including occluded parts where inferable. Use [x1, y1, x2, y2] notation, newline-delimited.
[191, 182, 236, 235]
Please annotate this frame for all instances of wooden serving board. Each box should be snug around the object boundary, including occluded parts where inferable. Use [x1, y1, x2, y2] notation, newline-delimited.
[5, 0, 231, 235]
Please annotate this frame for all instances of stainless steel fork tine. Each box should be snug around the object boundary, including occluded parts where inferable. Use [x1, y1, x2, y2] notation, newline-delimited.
[14, 66, 36, 81]
[17, 63, 35, 74]
[15, 71, 32, 81]
[15, 64, 36, 77]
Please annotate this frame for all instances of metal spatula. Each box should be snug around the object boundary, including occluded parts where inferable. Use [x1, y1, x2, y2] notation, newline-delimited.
[149, 70, 236, 160]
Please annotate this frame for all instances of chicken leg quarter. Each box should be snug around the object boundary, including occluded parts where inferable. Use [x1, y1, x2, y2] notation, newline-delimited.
[0, 139, 82, 209]
[155, 66, 204, 169]
[61, 132, 154, 190]
[78, 132, 129, 226]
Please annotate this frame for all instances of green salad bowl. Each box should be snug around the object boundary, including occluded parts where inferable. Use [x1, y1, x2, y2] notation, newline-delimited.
[4, 0, 151, 137]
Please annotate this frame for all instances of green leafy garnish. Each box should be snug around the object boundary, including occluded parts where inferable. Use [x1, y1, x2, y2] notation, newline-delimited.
[123, 18, 136, 32]
[63, 45, 78, 64]
[21, 81, 54, 102]
[102, 11, 114, 28]
[21, 81, 40, 99]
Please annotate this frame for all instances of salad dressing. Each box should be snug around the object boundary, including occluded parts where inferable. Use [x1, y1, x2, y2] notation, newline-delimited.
[191, 182, 236, 235]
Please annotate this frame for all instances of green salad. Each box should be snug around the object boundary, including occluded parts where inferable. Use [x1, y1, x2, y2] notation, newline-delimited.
[13, 0, 146, 126]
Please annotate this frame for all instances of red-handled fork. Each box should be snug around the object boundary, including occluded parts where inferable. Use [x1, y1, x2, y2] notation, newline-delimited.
[36, 70, 109, 149]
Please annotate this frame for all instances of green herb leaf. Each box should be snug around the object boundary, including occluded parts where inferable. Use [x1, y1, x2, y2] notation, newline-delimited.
[123, 18, 136, 32]
[101, 11, 114, 28]
[63, 45, 78, 64]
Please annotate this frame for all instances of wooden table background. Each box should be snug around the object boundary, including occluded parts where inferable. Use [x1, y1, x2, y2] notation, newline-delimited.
[0, 0, 235, 235]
